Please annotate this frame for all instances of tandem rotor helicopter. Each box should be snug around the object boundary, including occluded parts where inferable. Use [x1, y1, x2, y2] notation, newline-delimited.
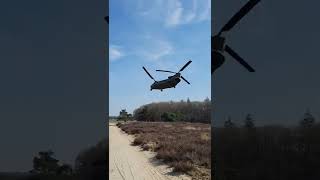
[106, 0, 261, 75]
[104, 16, 192, 91]
[143, 61, 192, 91]
[212, 0, 261, 74]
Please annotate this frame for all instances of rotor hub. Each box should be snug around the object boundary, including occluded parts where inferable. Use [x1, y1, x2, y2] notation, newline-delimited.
[212, 35, 226, 52]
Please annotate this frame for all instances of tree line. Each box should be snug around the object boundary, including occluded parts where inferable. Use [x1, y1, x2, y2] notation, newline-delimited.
[222, 109, 316, 129]
[214, 109, 320, 180]
[132, 97, 211, 123]
[30, 150, 72, 175]
[21, 138, 107, 180]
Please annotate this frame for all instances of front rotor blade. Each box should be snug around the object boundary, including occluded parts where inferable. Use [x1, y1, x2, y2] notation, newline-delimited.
[225, 45, 255, 72]
[143, 67, 155, 80]
[156, 70, 176, 73]
[219, 0, 261, 33]
[181, 76, 190, 84]
[179, 60, 192, 72]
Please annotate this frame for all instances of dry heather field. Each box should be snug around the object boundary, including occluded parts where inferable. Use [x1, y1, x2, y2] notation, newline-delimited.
[117, 121, 211, 180]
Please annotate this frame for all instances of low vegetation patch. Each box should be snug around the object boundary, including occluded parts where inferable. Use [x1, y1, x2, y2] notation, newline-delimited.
[118, 121, 211, 179]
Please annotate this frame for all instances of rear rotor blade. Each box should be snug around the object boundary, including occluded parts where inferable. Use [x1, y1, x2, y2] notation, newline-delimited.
[225, 45, 255, 72]
[179, 60, 192, 72]
[156, 70, 176, 73]
[181, 76, 190, 84]
[143, 67, 156, 80]
[219, 0, 261, 34]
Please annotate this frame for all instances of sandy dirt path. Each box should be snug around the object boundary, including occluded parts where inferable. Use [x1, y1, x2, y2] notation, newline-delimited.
[109, 122, 191, 180]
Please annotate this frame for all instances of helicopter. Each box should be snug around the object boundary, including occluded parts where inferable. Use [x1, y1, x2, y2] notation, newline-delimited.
[212, 0, 261, 74]
[143, 60, 192, 91]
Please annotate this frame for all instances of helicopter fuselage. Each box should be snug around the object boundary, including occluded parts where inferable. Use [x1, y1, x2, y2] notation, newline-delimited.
[151, 74, 181, 91]
[143, 60, 191, 91]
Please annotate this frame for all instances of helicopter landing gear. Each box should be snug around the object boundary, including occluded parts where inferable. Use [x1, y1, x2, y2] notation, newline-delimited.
[161, 89, 163, 91]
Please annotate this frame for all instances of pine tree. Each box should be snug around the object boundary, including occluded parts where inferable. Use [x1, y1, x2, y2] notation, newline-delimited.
[187, 98, 191, 104]
[136, 106, 148, 121]
[33, 150, 60, 174]
[244, 114, 255, 129]
[204, 97, 210, 103]
[300, 109, 315, 128]
[224, 116, 235, 128]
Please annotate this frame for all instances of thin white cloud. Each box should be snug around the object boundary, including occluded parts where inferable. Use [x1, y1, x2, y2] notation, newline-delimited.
[110, 45, 124, 62]
[139, 11, 151, 16]
[198, 0, 211, 21]
[185, 0, 198, 23]
[184, 12, 196, 23]
[110, 38, 173, 64]
[165, 0, 183, 27]
[140, 39, 174, 61]
[136, 0, 210, 27]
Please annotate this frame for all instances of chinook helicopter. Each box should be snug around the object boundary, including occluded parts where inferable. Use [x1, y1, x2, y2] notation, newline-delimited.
[143, 60, 192, 91]
[212, 0, 261, 74]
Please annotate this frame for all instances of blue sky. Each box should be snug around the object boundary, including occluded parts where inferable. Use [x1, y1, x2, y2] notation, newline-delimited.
[109, 0, 211, 116]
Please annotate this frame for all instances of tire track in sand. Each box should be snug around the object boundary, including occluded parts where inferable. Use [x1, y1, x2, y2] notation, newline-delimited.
[109, 122, 191, 180]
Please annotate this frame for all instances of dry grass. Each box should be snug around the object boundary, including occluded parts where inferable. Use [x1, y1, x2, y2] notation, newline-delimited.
[117, 121, 211, 179]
